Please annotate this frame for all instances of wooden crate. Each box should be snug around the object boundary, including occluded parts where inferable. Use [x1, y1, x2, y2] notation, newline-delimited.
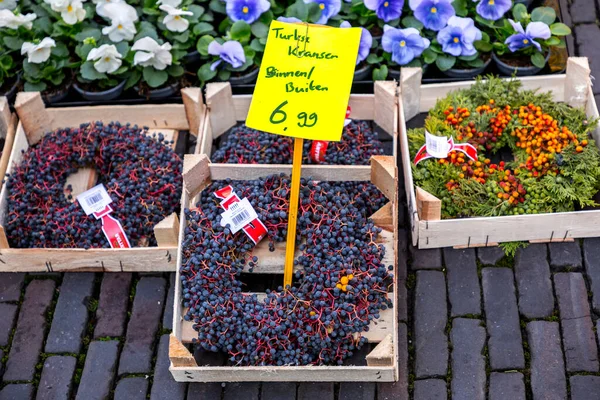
[399, 57, 600, 249]
[169, 155, 399, 382]
[198, 81, 398, 178]
[0, 88, 206, 272]
[0, 97, 17, 192]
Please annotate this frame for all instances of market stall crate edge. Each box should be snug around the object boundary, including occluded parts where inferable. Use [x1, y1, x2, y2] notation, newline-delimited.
[400, 57, 600, 249]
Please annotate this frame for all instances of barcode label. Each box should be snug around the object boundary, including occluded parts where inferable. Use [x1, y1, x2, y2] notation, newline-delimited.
[425, 130, 450, 159]
[220, 198, 258, 233]
[232, 209, 251, 225]
[77, 184, 113, 215]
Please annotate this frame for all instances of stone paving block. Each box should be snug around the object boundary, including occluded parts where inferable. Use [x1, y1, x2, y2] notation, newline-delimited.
[397, 281, 407, 322]
[576, 25, 600, 95]
[397, 229, 408, 281]
[443, 248, 481, 317]
[0, 273, 24, 302]
[527, 321, 567, 400]
[450, 319, 485, 400]
[75, 340, 119, 400]
[549, 241, 582, 270]
[0, 349, 4, 378]
[0, 384, 34, 400]
[298, 383, 334, 400]
[36, 355, 77, 400]
[414, 379, 447, 400]
[118, 277, 166, 374]
[410, 246, 442, 270]
[583, 238, 600, 313]
[150, 335, 187, 400]
[45, 273, 95, 353]
[223, 383, 261, 400]
[376, 323, 409, 400]
[554, 273, 599, 372]
[114, 378, 149, 400]
[377, 381, 408, 400]
[0, 303, 18, 346]
[570, 375, 600, 400]
[414, 271, 448, 378]
[570, 0, 597, 24]
[260, 383, 296, 400]
[482, 268, 524, 370]
[3, 280, 55, 381]
[477, 247, 504, 266]
[489, 372, 525, 400]
[94, 273, 132, 338]
[187, 383, 222, 400]
[162, 273, 175, 331]
[514, 244, 554, 318]
[339, 382, 375, 400]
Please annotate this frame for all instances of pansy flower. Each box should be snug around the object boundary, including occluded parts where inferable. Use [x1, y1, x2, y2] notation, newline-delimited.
[303, 0, 341, 24]
[341, 21, 373, 65]
[226, 0, 270, 24]
[277, 16, 302, 23]
[101, 3, 138, 42]
[0, 10, 36, 29]
[0, 0, 17, 10]
[159, 4, 193, 32]
[505, 19, 551, 52]
[364, 0, 403, 23]
[21, 37, 55, 64]
[409, 0, 455, 31]
[382, 25, 430, 65]
[472, 0, 511, 21]
[132, 37, 173, 70]
[437, 16, 482, 56]
[208, 40, 246, 70]
[87, 44, 123, 74]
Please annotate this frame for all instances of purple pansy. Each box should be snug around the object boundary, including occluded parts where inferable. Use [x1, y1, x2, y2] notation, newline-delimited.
[472, 0, 511, 21]
[437, 16, 482, 56]
[409, 0, 455, 31]
[226, 0, 270, 24]
[505, 19, 551, 52]
[277, 16, 302, 23]
[364, 0, 404, 23]
[303, 0, 341, 24]
[208, 40, 246, 70]
[341, 21, 373, 64]
[382, 25, 430, 65]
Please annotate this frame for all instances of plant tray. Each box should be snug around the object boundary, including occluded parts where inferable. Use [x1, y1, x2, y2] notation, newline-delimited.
[399, 57, 600, 249]
[169, 155, 399, 382]
[0, 97, 17, 195]
[0, 89, 206, 272]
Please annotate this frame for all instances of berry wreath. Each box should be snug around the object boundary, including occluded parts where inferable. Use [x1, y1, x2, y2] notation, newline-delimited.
[5, 121, 183, 248]
[181, 175, 394, 366]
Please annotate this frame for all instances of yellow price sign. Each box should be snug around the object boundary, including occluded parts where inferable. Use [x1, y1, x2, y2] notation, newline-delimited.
[246, 21, 361, 141]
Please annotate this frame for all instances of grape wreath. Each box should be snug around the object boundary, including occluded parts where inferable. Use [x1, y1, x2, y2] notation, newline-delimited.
[5, 121, 183, 248]
[181, 175, 394, 366]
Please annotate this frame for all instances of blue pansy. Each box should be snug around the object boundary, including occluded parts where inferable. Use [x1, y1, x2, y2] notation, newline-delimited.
[409, 0, 455, 31]
[437, 16, 482, 56]
[277, 16, 302, 23]
[382, 25, 430, 65]
[364, 0, 404, 23]
[472, 0, 511, 21]
[303, 0, 341, 24]
[505, 19, 551, 52]
[341, 21, 373, 64]
[226, 0, 270, 24]
[208, 40, 246, 70]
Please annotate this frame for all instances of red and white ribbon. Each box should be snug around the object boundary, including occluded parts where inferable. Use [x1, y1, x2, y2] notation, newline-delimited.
[413, 133, 478, 165]
[310, 106, 352, 163]
[213, 185, 267, 245]
[92, 205, 131, 249]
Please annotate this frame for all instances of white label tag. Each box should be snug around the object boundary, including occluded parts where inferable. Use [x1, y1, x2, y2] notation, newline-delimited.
[220, 198, 258, 233]
[425, 131, 451, 158]
[77, 184, 113, 215]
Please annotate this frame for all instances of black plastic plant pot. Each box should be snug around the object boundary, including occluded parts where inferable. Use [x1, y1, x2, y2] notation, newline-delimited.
[354, 63, 372, 81]
[388, 63, 429, 80]
[135, 80, 181, 99]
[442, 57, 492, 79]
[0, 73, 21, 101]
[182, 50, 201, 65]
[73, 79, 127, 101]
[228, 68, 259, 85]
[42, 81, 72, 105]
[492, 52, 550, 77]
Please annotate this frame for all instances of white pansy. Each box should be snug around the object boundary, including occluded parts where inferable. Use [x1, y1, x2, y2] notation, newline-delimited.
[132, 37, 172, 70]
[100, 3, 138, 41]
[93, 0, 123, 18]
[101, 2, 138, 22]
[157, 0, 182, 7]
[159, 5, 193, 33]
[61, 0, 86, 24]
[0, 10, 37, 29]
[21, 37, 55, 64]
[87, 44, 122, 73]
[0, 0, 17, 11]
[44, 0, 69, 12]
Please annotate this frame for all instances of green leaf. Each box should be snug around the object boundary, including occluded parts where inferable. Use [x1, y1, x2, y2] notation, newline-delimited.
[80, 61, 106, 81]
[197, 63, 218, 83]
[75, 27, 102, 42]
[372, 64, 388, 81]
[76, 43, 95, 59]
[251, 22, 269, 39]
[250, 38, 265, 52]
[142, 67, 169, 88]
[531, 6, 556, 25]
[125, 69, 141, 89]
[218, 69, 231, 80]
[458, 53, 478, 61]
[545, 36, 561, 46]
[401, 16, 423, 30]
[307, 2, 322, 23]
[22, 60, 41, 79]
[24, 81, 46, 92]
[466, 58, 484, 68]
[197, 35, 214, 56]
[0, 55, 13, 71]
[173, 31, 190, 43]
[435, 54, 456, 71]
[115, 42, 130, 57]
[32, 16, 52, 35]
[167, 64, 185, 77]
[51, 43, 69, 57]
[550, 22, 571, 36]
[209, 0, 226, 14]
[531, 52, 546, 69]
[422, 48, 437, 64]
[452, 0, 467, 17]
[193, 22, 214, 36]
[230, 20, 251, 42]
[200, 13, 214, 22]
[3, 36, 24, 51]
[474, 40, 492, 52]
[187, 5, 205, 22]
[366, 53, 383, 64]
[512, 3, 527, 21]
[287, 0, 308, 21]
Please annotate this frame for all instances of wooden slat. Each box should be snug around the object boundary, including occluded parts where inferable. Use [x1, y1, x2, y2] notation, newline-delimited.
[371, 156, 396, 200]
[369, 202, 393, 231]
[206, 82, 237, 138]
[154, 213, 180, 247]
[209, 164, 372, 182]
[400, 68, 422, 121]
[366, 334, 394, 367]
[181, 87, 205, 136]
[0, 97, 11, 137]
[15, 92, 51, 145]
[564, 57, 591, 109]
[0, 113, 17, 184]
[64, 167, 98, 202]
[169, 335, 197, 367]
[374, 81, 397, 136]
[416, 187, 441, 221]
[183, 154, 211, 197]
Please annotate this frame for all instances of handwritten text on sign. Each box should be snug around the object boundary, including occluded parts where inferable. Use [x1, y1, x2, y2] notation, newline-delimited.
[246, 21, 361, 141]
